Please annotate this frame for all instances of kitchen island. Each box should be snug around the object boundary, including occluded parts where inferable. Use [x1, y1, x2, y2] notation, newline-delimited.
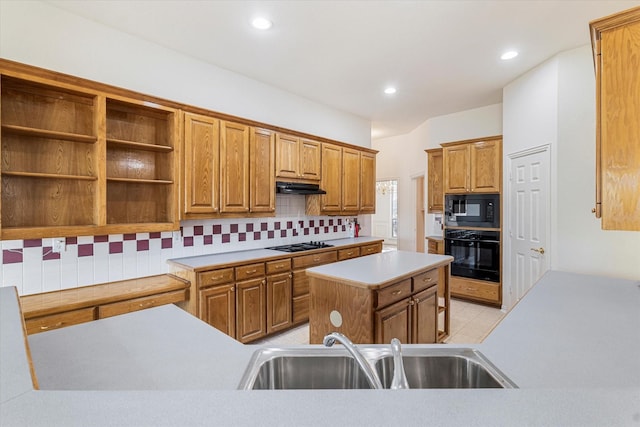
[305, 250, 453, 344]
[2, 271, 639, 426]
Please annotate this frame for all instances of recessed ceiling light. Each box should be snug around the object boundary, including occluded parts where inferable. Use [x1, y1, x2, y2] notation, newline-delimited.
[384, 87, 397, 95]
[252, 17, 272, 30]
[501, 50, 519, 60]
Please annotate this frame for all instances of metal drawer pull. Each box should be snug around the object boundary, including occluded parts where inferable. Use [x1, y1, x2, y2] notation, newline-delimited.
[391, 290, 403, 296]
[313, 257, 320, 262]
[41, 321, 64, 330]
[139, 301, 154, 307]
[246, 269, 257, 274]
[422, 277, 433, 282]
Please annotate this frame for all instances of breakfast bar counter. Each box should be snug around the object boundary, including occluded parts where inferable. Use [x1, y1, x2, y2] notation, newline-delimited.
[2, 270, 639, 426]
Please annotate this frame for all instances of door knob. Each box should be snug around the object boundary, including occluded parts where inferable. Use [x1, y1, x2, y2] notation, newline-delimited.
[530, 247, 545, 255]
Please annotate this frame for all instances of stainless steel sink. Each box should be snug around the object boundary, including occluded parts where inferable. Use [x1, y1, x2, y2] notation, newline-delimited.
[374, 348, 516, 389]
[238, 347, 516, 390]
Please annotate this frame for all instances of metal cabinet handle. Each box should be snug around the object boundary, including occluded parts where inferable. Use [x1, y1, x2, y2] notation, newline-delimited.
[246, 269, 257, 274]
[530, 247, 545, 255]
[422, 277, 432, 282]
[391, 290, 403, 296]
[139, 301, 155, 308]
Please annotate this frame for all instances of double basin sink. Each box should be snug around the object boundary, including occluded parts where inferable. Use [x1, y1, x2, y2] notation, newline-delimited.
[238, 346, 517, 390]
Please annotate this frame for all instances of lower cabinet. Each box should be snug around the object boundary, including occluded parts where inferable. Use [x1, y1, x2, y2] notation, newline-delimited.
[199, 284, 236, 338]
[309, 267, 441, 344]
[266, 272, 292, 334]
[236, 277, 267, 343]
[374, 285, 438, 344]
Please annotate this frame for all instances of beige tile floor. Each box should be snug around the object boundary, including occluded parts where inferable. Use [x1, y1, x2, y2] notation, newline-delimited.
[254, 298, 506, 346]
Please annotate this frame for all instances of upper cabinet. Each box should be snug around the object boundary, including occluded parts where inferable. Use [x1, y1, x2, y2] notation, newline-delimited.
[0, 65, 179, 240]
[590, 7, 640, 231]
[359, 151, 376, 214]
[275, 134, 321, 182]
[250, 128, 276, 213]
[442, 137, 502, 194]
[219, 121, 250, 214]
[425, 148, 444, 213]
[183, 112, 220, 216]
[306, 143, 377, 215]
[182, 114, 275, 219]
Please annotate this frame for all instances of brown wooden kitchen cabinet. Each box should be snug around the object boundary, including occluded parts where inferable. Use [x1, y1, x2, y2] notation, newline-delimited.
[309, 265, 442, 345]
[198, 267, 236, 338]
[590, 7, 640, 230]
[359, 151, 376, 214]
[374, 285, 438, 345]
[306, 143, 377, 215]
[220, 120, 250, 214]
[183, 112, 220, 216]
[250, 128, 276, 213]
[442, 137, 502, 194]
[291, 249, 338, 324]
[275, 133, 321, 182]
[0, 63, 180, 239]
[21, 274, 189, 334]
[425, 148, 444, 213]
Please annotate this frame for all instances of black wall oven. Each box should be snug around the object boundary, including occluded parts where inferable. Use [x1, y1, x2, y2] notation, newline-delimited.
[444, 193, 499, 228]
[445, 229, 500, 282]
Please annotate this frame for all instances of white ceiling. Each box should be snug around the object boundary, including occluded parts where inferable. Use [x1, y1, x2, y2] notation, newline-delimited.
[48, 0, 640, 139]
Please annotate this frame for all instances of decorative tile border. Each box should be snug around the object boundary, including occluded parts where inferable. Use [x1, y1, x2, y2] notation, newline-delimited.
[1, 217, 348, 265]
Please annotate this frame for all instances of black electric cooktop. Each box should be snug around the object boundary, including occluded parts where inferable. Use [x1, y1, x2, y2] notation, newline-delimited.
[266, 241, 334, 253]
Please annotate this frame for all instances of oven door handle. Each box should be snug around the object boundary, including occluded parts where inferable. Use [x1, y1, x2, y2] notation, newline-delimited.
[447, 238, 500, 244]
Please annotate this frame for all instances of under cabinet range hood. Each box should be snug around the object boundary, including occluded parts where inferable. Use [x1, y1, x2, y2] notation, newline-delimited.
[276, 181, 326, 195]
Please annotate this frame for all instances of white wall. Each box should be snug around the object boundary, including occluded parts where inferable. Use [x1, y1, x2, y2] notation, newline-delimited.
[503, 45, 640, 282]
[0, 0, 370, 147]
[373, 104, 503, 250]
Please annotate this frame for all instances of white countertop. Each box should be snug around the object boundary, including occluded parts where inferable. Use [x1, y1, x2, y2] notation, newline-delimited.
[306, 250, 452, 288]
[167, 236, 384, 271]
[2, 270, 639, 426]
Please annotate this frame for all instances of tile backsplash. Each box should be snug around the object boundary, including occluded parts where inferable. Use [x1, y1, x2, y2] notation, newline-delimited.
[1, 195, 359, 295]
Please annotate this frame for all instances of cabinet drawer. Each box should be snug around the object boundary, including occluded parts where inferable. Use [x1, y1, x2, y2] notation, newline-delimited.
[412, 269, 439, 293]
[99, 290, 187, 318]
[427, 240, 438, 254]
[450, 277, 500, 303]
[338, 247, 360, 260]
[360, 243, 382, 256]
[266, 258, 291, 275]
[236, 263, 265, 281]
[25, 307, 96, 335]
[375, 279, 412, 309]
[292, 250, 337, 269]
[199, 268, 234, 287]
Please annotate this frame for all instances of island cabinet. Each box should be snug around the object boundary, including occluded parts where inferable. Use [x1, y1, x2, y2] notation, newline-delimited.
[274, 133, 321, 182]
[442, 136, 502, 194]
[590, 7, 640, 230]
[307, 251, 451, 345]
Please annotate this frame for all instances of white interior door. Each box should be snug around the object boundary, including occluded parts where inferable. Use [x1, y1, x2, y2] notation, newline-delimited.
[509, 146, 550, 304]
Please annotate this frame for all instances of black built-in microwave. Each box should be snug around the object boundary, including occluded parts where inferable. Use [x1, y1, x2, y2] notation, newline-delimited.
[444, 194, 500, 228]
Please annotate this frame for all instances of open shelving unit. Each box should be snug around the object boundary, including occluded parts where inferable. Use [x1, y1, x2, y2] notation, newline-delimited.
[0, 67, 179, 240]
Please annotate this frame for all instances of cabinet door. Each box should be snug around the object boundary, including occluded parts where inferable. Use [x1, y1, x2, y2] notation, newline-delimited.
[299, 138, 321, 181]
[320, 143, 342, 213]
[220, 121, 250, 213]
[236, 277, 266, 343]
[598, 18, 640, 230]
[275, 133, 299, 179]
[250, 128, 275, 213]
[199, 284, 235, 338]
[427, 148, 444, 212]
[183, 112, 219, 215]
[359, 151, 376, 214]
[374, 298, 411, 344]
[266, 272, 292, 334]
[443, 144, 469, 193]
[470, 140, 501, 193]
[412, 287, 438, 344]
[341, 148, 361, 213]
